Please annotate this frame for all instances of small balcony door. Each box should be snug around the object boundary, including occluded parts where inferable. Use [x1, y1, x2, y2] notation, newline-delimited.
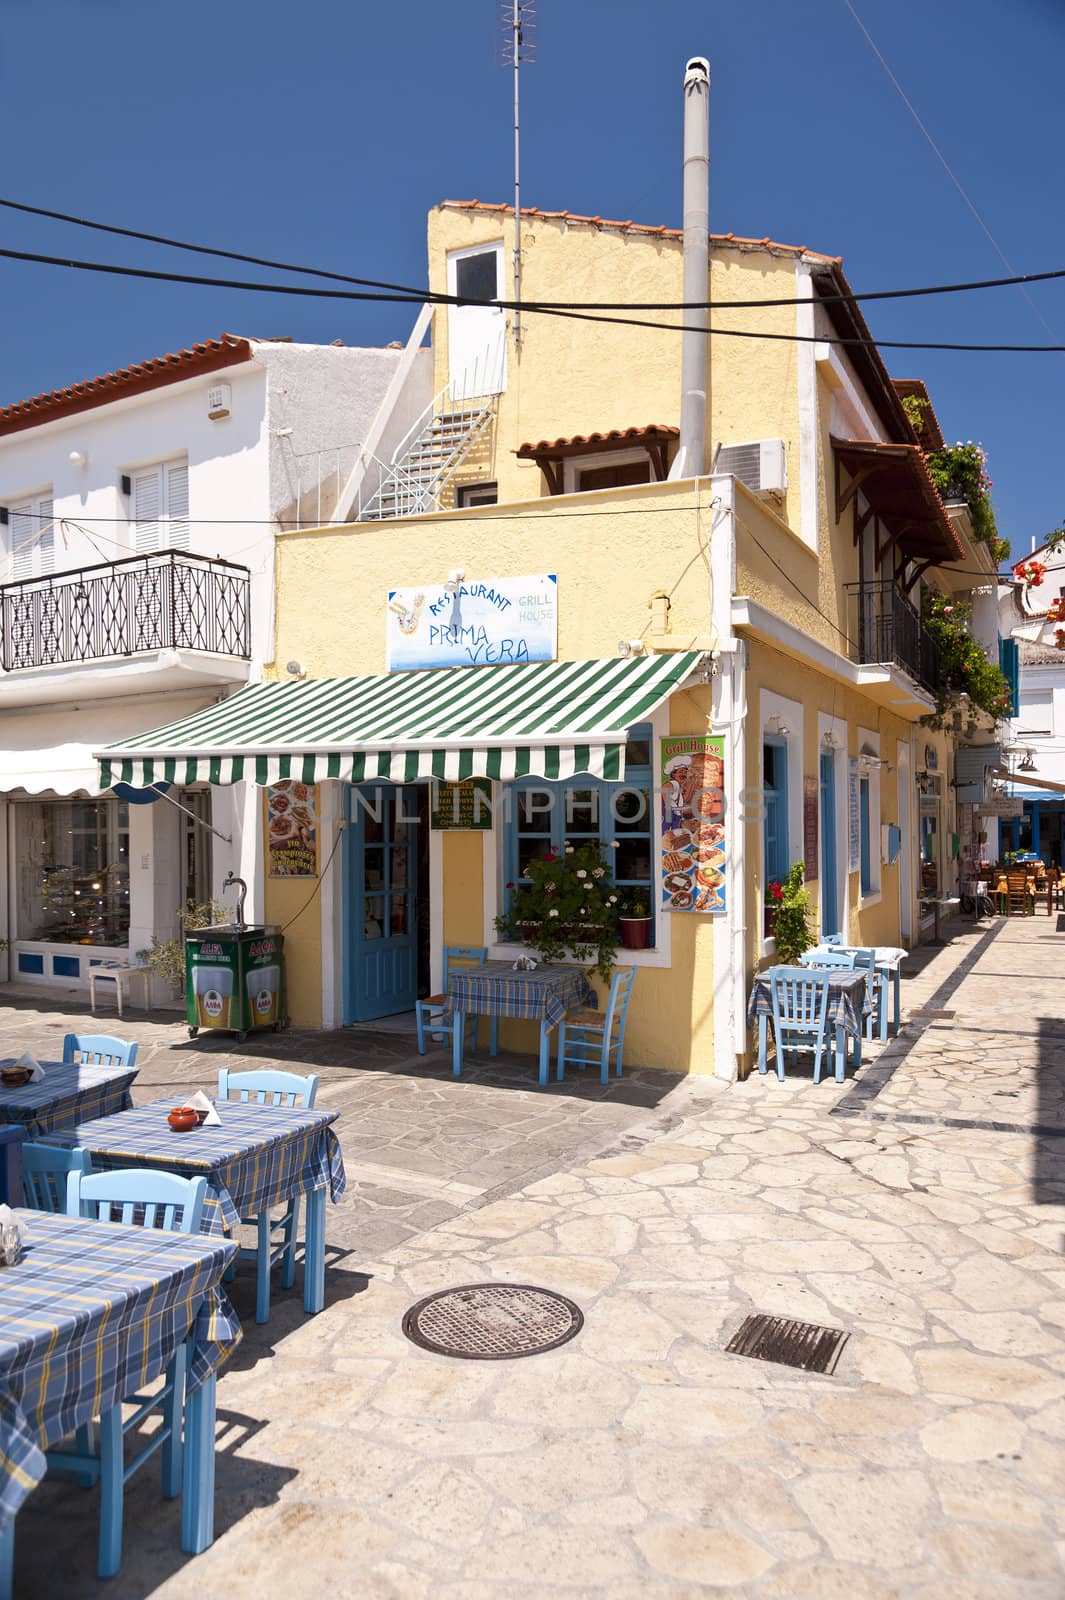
[447, 244, 507, 400]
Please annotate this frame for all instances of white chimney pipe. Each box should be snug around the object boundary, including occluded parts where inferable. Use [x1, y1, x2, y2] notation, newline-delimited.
[670, 56, 710, 481]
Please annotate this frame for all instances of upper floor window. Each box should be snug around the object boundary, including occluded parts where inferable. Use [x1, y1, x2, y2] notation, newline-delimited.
[7, 489, 54, 580]
[130, 457, 189, 553]
[457, 482, 498, 509]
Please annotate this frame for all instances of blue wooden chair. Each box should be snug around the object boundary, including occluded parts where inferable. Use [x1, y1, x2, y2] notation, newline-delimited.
[799, 947, 857, 969]
[555, 967, 637, 1085]
[62, 1033, 138, 1070]
[415, 945, 499, 1058]
[768, 968, 835, 1083]
[848, 948, 886, 1042]
[821, 932, 844, 945]
[21, 1142, 91, 1214]
[60, 1167, 207, 1579]
[216, 1068, 319, 1324]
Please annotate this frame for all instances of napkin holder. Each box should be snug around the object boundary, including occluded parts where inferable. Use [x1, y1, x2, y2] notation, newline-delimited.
[0, 1204, 27, 1267]
[512, 955, 539, 972]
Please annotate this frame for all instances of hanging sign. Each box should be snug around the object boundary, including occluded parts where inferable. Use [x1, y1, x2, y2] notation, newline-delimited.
[659, 735, 726, 914]
[430, 778, 494, 831]
[979, 797, 1024, 818]
[267, 781, 319, 877]
[803, 774, 819, 881]
[386, 574, 557, 671]
[848, 758, 861, 874]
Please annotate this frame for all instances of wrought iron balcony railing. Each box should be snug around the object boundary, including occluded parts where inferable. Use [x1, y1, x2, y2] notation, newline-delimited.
[0, 550, 250, 672]
[844, 579, 940, 699]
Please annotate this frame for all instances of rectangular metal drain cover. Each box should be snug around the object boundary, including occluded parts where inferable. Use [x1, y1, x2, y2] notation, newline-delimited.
[910, 1008, 956, 1020]
[726, 1314, 850, 1374]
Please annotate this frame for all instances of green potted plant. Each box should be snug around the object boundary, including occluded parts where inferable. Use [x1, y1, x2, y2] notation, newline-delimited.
[765, 863, 815, 963]
[137, 897, 225, 999]
[618, 890, 652, 951]
[495, 842, 620, 983]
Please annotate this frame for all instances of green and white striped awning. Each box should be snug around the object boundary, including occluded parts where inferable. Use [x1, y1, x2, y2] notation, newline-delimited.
[96, 653, 704, 789]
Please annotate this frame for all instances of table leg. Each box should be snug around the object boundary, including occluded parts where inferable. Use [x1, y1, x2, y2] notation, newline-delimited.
[303, 1186, 326, 1315]
[757, 1014, 768, 1074]
[892, 966, 901, 1032]
[0, 1517, 11, 1600]
[879, 971, 889, 1043]
[451, 1010, 465, 1078]
[181, 1368, 217, 1556]
[538, 1022, 551, 1088]
[834, 1025, 846, 1083]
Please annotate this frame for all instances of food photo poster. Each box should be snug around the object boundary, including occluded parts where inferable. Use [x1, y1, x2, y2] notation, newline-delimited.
[659, 736, 726, 914]
[267, 782, 319, 877]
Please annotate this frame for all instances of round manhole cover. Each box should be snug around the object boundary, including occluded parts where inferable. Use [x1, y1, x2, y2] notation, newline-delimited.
[402, 1282, 584, 1360]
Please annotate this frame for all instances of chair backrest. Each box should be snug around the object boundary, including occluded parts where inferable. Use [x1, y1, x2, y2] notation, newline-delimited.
[22, 1142, 92, 1214]
[602, 965, 638, 1035]
[217, 1067, 318, 1109]
[848, 947, 877, 972]
[62, 1033, 138, 1070]
[800, 948, 857, 969]
[821, 932, 844, 945]
[442, 945, 488, 985]
[770, 968, 831, 1034]
[71, 1168, 207, 1233]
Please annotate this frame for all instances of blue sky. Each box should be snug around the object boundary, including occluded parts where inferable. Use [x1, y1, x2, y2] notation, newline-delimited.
[1, 0, 1062, 554]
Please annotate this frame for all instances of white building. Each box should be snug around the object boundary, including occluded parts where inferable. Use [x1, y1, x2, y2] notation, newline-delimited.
[997, 541, 1065, 863]
[0, 330, 430, 995]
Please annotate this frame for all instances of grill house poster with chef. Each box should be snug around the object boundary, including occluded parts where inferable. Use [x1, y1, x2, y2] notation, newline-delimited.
[660, 736, 726, 913]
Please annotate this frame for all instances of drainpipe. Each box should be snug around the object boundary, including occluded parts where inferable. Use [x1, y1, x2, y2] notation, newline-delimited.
[670, 56, 710, 482]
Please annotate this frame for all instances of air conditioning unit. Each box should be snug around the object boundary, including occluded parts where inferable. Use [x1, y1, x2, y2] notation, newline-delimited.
[715, 438, 787, 498]
[207, 383, 231, 420]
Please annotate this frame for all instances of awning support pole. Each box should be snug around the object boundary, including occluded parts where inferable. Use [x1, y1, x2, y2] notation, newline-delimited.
[142, 784, 233, 845]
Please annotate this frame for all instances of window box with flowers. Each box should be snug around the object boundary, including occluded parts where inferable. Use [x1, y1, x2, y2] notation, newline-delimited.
[495, 841, 620, 983]
[925, 441, 1009, 561]
[920, 592, 1013, 726]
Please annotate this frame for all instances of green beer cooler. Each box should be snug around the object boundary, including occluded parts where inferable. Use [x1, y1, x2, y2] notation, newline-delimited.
[185, 925, 287, 1042]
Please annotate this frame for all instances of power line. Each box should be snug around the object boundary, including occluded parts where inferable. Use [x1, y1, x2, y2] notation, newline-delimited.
[843, 0, 1065, 352]
[3, 191, 1065, 313]
[1, 242, 1064, 353]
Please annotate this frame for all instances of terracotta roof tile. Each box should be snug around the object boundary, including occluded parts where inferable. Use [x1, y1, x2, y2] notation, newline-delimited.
[439, 201, 840, 264]
[517, 423, 679, 456]
[0, 335, 255, 437]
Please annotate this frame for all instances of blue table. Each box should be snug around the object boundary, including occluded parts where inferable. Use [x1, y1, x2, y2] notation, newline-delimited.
[0, 1209, 239, 1589]
[56, 1097, 345, 1315]
[0, 1061, 137, 1140]
[748, 967, 870, 1081]
[445, 961, 596, 1086]
[800, 945, 906, 1041]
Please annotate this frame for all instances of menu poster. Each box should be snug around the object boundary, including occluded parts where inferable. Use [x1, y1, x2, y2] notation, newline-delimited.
[848, 759, 861, 874]
[803, 774, 819, 881]
[430, 778, 494, 831]
[267, 781, 318, 877]
[660, 734, 726, 914]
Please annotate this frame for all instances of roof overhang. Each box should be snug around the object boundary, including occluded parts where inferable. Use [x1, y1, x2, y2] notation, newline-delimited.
[832, 437, 964, 565]
[516, 425, 679, 494]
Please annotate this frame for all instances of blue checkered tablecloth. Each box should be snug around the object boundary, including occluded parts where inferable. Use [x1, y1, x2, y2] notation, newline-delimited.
[55, 1099, 346, 1236]
[0, 1062, 137, 1140]
[747, 967, 870, 1042]
[0, 1209, 239, 1530]
[445, 961, 596, 1030]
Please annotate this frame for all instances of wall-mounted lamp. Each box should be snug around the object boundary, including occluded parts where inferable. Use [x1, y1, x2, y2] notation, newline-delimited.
[765, 714, 791, 738]
[68, 450, 88, 468]
[617, 639, 647, 658]
[822, 731, 842, 751]
[285, 660, 306, 680]
[1019, 750, 1036, 772]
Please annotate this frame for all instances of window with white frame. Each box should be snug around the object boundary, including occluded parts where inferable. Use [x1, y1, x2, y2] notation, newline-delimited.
[7, 489, 54, 580]
[503, 725, 655, 940]
[1016, 690, 1053, 738]
[762, 737, 789, 887]
[858, 735, 882, 898]
[130, 458, 189, 553]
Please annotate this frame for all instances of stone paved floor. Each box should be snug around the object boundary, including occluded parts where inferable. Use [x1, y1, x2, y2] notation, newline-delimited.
[12, 913, 1065, 1597]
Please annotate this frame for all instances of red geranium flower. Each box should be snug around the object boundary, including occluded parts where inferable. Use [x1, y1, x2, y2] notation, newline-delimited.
[769, 881, 784, 902]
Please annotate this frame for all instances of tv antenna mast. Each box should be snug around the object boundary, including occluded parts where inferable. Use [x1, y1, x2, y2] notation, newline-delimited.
[498, 1, 536, 346]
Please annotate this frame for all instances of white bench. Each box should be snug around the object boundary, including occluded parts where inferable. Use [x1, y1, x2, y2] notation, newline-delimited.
[89, 962, 152, 1018]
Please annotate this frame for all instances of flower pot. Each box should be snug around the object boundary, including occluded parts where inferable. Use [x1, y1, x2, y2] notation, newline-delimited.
[618, 916, 651, 951]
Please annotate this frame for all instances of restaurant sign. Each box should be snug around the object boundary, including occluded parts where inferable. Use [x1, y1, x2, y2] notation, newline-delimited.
[978, 797, 1024, 818]
[430, 778, 494, 831]
[803, 774, 819, 881]
[660, 735, 725, 914]
[267, 782, 319, 877]
[848, 758, 861, 874]
[386, 573, 557, 671]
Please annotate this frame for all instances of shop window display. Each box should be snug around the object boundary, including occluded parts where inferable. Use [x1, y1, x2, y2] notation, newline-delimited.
[16, 800, 130, 946]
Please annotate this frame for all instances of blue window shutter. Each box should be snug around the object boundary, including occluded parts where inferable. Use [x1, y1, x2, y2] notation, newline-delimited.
[763, 739, 789, 884]
[999, 638, 1020, 718]
[859, 777, 871, 894]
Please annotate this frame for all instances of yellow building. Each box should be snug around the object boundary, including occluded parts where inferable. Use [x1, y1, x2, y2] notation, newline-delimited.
[97, 198, 1004, 1080]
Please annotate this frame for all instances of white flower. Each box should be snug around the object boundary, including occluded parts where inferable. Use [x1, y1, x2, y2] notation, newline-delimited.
[549, 908, 559, 917]
[565, 845, 574, 854]
[608, 894, 618, 904]
[610, 841, 619, 849]
[592, 867, 605, 878]
[576, 869, 587, 878]
[580, 908, 587, 916]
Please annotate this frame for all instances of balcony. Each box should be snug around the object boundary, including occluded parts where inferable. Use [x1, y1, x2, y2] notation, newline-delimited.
[0, 550, 250, 673]
[845, 580, 940, 699]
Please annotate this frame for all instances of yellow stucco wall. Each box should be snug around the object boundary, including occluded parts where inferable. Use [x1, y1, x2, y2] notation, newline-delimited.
[427, 206, 804, 535]
[260, 790, 323, 1029]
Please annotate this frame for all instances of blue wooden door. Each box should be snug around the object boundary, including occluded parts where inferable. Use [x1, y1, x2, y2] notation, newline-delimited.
[344, 784, 419, 1022]
[819, 751, 838, 936]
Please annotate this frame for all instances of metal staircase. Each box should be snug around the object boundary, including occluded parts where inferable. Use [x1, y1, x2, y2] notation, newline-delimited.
[357, 382, 497, 521]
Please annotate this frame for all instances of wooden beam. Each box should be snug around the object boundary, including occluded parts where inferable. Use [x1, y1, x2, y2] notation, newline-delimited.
[903, 557, 936, 594]
[837, 463, 878, 517]
[648, 441, 669, 482]
[537, 457, 564, 496]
